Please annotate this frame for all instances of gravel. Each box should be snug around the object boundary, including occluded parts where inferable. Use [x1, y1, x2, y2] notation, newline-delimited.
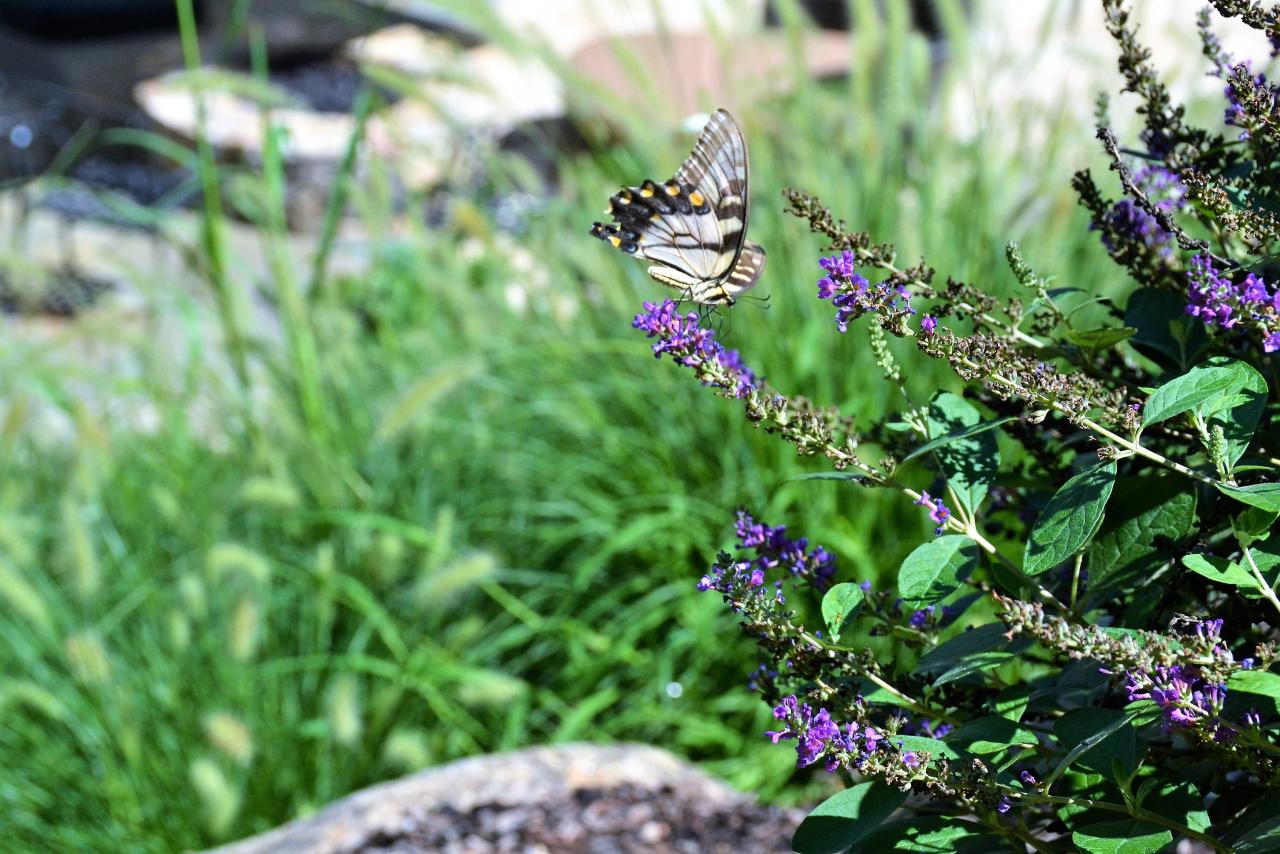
[352, 782, 801, 854]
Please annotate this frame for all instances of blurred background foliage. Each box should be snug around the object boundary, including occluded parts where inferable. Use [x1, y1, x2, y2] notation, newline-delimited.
[0, 0, 1135, 850]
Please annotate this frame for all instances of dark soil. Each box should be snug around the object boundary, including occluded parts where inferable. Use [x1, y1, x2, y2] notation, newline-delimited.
[352, 783, 800, 854]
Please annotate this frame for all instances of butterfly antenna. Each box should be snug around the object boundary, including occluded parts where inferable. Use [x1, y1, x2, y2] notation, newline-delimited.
[739, 292, 772, 311]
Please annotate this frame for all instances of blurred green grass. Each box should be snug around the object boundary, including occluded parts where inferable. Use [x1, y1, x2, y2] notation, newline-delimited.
[0, 3, 1120, 851]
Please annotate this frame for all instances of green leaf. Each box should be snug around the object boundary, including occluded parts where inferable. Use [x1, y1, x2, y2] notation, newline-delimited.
[895, 735, 964, 761]
[1139, 358, 1266, 466]
[1124, 699, 1164, 727]
[793, 472, 868, 483]
[1182, 554, 1261, 591]
[943, 715, 1037, 755]
[1065, 326, 1137, 352]
[902, 417, 1015, 464]
[1208, 359, 1268, 467]
[1050, 708, 1140, 787]
[822, 583, 865, 642]
[917, 623, 1010, 675]
[1216, 482, 1280, 513]
[992, 685, 1032, 722]
[791, 782, 908, 854]
[933, 651, 1015, 687]
[1143, 359, 1248, 426]
[1236, 507, 1279, 543]
[1237, 814, 1280, 854]
[1087, 476, 1196, 597]
[898, 535, 978, 606]
[925, 392, 999, 517]
[1140, 780, 1209, 834]
[1229, 669, 1280, 699]
[1125, 288, 1209, 367]
[1072, 821, 1172, 854]
[1024, 462, 1117, 576]
[858, 816, 1003, 853]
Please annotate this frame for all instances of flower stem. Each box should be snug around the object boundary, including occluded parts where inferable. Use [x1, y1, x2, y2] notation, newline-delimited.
[1242, 545, 1280, 620]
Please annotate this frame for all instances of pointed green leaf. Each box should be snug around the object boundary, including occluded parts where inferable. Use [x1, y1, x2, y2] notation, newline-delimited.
[1087, 476, 1196, 597]
[943, 714, 1037, 755]
[1065, 326, 1137, 352]
[1182, 554, 1261, 591]
[822, 583, 865, 642]
[1072, 821, 1172, 854]
[1216, 482, 1280, 513]
[925, 393, 999, 516]
[1050, 708, 1141, 787]
[1024, 462, 1117, 576]
[1229, 669, 1280, 700]
[1143, 360, 1246, 426]
[858, 816, 1004, 852]
[791, 782, 908, 854]
[898, 535, 978, 606]
[933, 651, 1015, 687]
[917, 623, 1009, 675]
[902, 417, 1014, 464]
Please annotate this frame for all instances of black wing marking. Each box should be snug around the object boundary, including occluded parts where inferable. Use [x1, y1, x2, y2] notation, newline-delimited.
[589, 109, 755, 301]
[590, 179, 722, 279]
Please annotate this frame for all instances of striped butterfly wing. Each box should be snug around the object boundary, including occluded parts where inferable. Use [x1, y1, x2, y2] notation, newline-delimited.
[590, 109, 765, 305]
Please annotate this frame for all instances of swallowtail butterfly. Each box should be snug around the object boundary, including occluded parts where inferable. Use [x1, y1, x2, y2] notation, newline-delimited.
[590, 109, 765, 306]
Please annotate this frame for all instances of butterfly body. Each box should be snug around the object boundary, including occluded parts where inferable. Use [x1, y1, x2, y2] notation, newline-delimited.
[590, 109, 765, 306]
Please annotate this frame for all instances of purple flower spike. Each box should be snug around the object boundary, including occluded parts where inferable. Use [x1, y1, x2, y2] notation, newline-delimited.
[815, 252, 917, 333]
[732, 511, 839, 590]
[633, 300, 758, 398]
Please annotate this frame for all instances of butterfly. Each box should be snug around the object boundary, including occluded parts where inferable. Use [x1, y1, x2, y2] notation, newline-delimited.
[589, 109, 765, 306]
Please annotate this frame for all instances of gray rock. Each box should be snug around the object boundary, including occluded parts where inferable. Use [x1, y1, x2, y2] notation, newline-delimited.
[203, 743, 803, 854]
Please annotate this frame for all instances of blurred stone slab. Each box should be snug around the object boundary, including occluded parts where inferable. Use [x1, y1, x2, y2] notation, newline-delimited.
[571, 29, 850, 123]
[134, 73, 357, 163]
[202, 743, 800, 854]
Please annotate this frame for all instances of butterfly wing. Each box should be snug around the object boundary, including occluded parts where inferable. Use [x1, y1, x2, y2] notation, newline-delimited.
[675, 109, 751, 280]
[589, 109, 760, 303]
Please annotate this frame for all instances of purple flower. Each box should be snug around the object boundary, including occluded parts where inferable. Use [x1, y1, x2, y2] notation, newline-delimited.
[997, 796, 1012, 814]
[733, 511, 838, 590]
[815, 251, 916, 333]
[901, 750, 920, 769]
[1094, 167, 1183, 259]
[765, 695, 845, 768]
[913, 491, 952, 536]
[1242, 274, 1270, 303]
[1265, 332, 1280, 354]
[1019, 770, 1038, 786]
[633, 300, 757, 397]
[1185, 254, 1237, 327]
[920, 314, 937, 334]
[1125, 662, 1227, 730]
[910, 606, 935, 628]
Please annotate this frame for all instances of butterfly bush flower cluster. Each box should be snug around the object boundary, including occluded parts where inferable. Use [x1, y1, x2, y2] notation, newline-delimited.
[733, 510, 838, 590]
[632, 299, 758, 396]
[816, 250, 916, 334]
[1094, 166, 1184, 260]
[1185, 254, 1280, 352]
[767, 694, 1017, 813]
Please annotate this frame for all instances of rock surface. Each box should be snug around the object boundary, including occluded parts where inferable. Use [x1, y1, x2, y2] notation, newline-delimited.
[204, 743, 803, 854]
